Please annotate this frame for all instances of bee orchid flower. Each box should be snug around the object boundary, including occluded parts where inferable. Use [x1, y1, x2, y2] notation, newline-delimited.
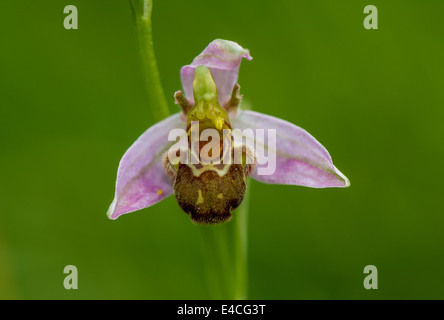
[107, 39, 349, 224]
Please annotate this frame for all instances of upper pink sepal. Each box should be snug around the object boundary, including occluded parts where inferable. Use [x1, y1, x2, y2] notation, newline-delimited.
[180, 39, 252, 108]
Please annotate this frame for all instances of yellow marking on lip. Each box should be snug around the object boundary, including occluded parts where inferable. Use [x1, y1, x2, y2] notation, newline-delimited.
[189, 163, 231, 178]
[196, 189, 204, 205]
[157, 189, 163, 195]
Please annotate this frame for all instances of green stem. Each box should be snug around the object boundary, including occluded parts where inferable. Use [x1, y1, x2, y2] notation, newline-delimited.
[130, 0, 170, 121]
[129, 0, 251, 300]
[200, 180, 251, 300]
[0, 224, 18, 299]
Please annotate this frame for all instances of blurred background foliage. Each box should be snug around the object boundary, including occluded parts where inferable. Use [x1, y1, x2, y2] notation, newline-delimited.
[0, 0, 443, 299]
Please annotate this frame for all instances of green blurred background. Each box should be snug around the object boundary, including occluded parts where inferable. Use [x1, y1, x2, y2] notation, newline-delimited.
[1, 0, 443, 299]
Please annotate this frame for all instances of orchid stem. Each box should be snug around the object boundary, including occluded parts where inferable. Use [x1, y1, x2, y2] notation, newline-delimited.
[200, 180, 250, 300]
[0, 224, 18, 299]
[130, 0, 170, 121]
[129, 0, 250, 300]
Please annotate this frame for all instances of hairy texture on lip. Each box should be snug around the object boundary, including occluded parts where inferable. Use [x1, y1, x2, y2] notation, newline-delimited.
[173, 164, 246, 224]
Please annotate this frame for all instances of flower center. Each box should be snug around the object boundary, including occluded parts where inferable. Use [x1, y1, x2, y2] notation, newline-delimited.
[187, 65, 231, 132]
[166, 65, 254, 224]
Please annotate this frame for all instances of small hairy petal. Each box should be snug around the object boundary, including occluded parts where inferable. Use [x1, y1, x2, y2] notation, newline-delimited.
[231, 110, 350, 188]
[107, 113, 184, 219]
[180, 39, 252, 108]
